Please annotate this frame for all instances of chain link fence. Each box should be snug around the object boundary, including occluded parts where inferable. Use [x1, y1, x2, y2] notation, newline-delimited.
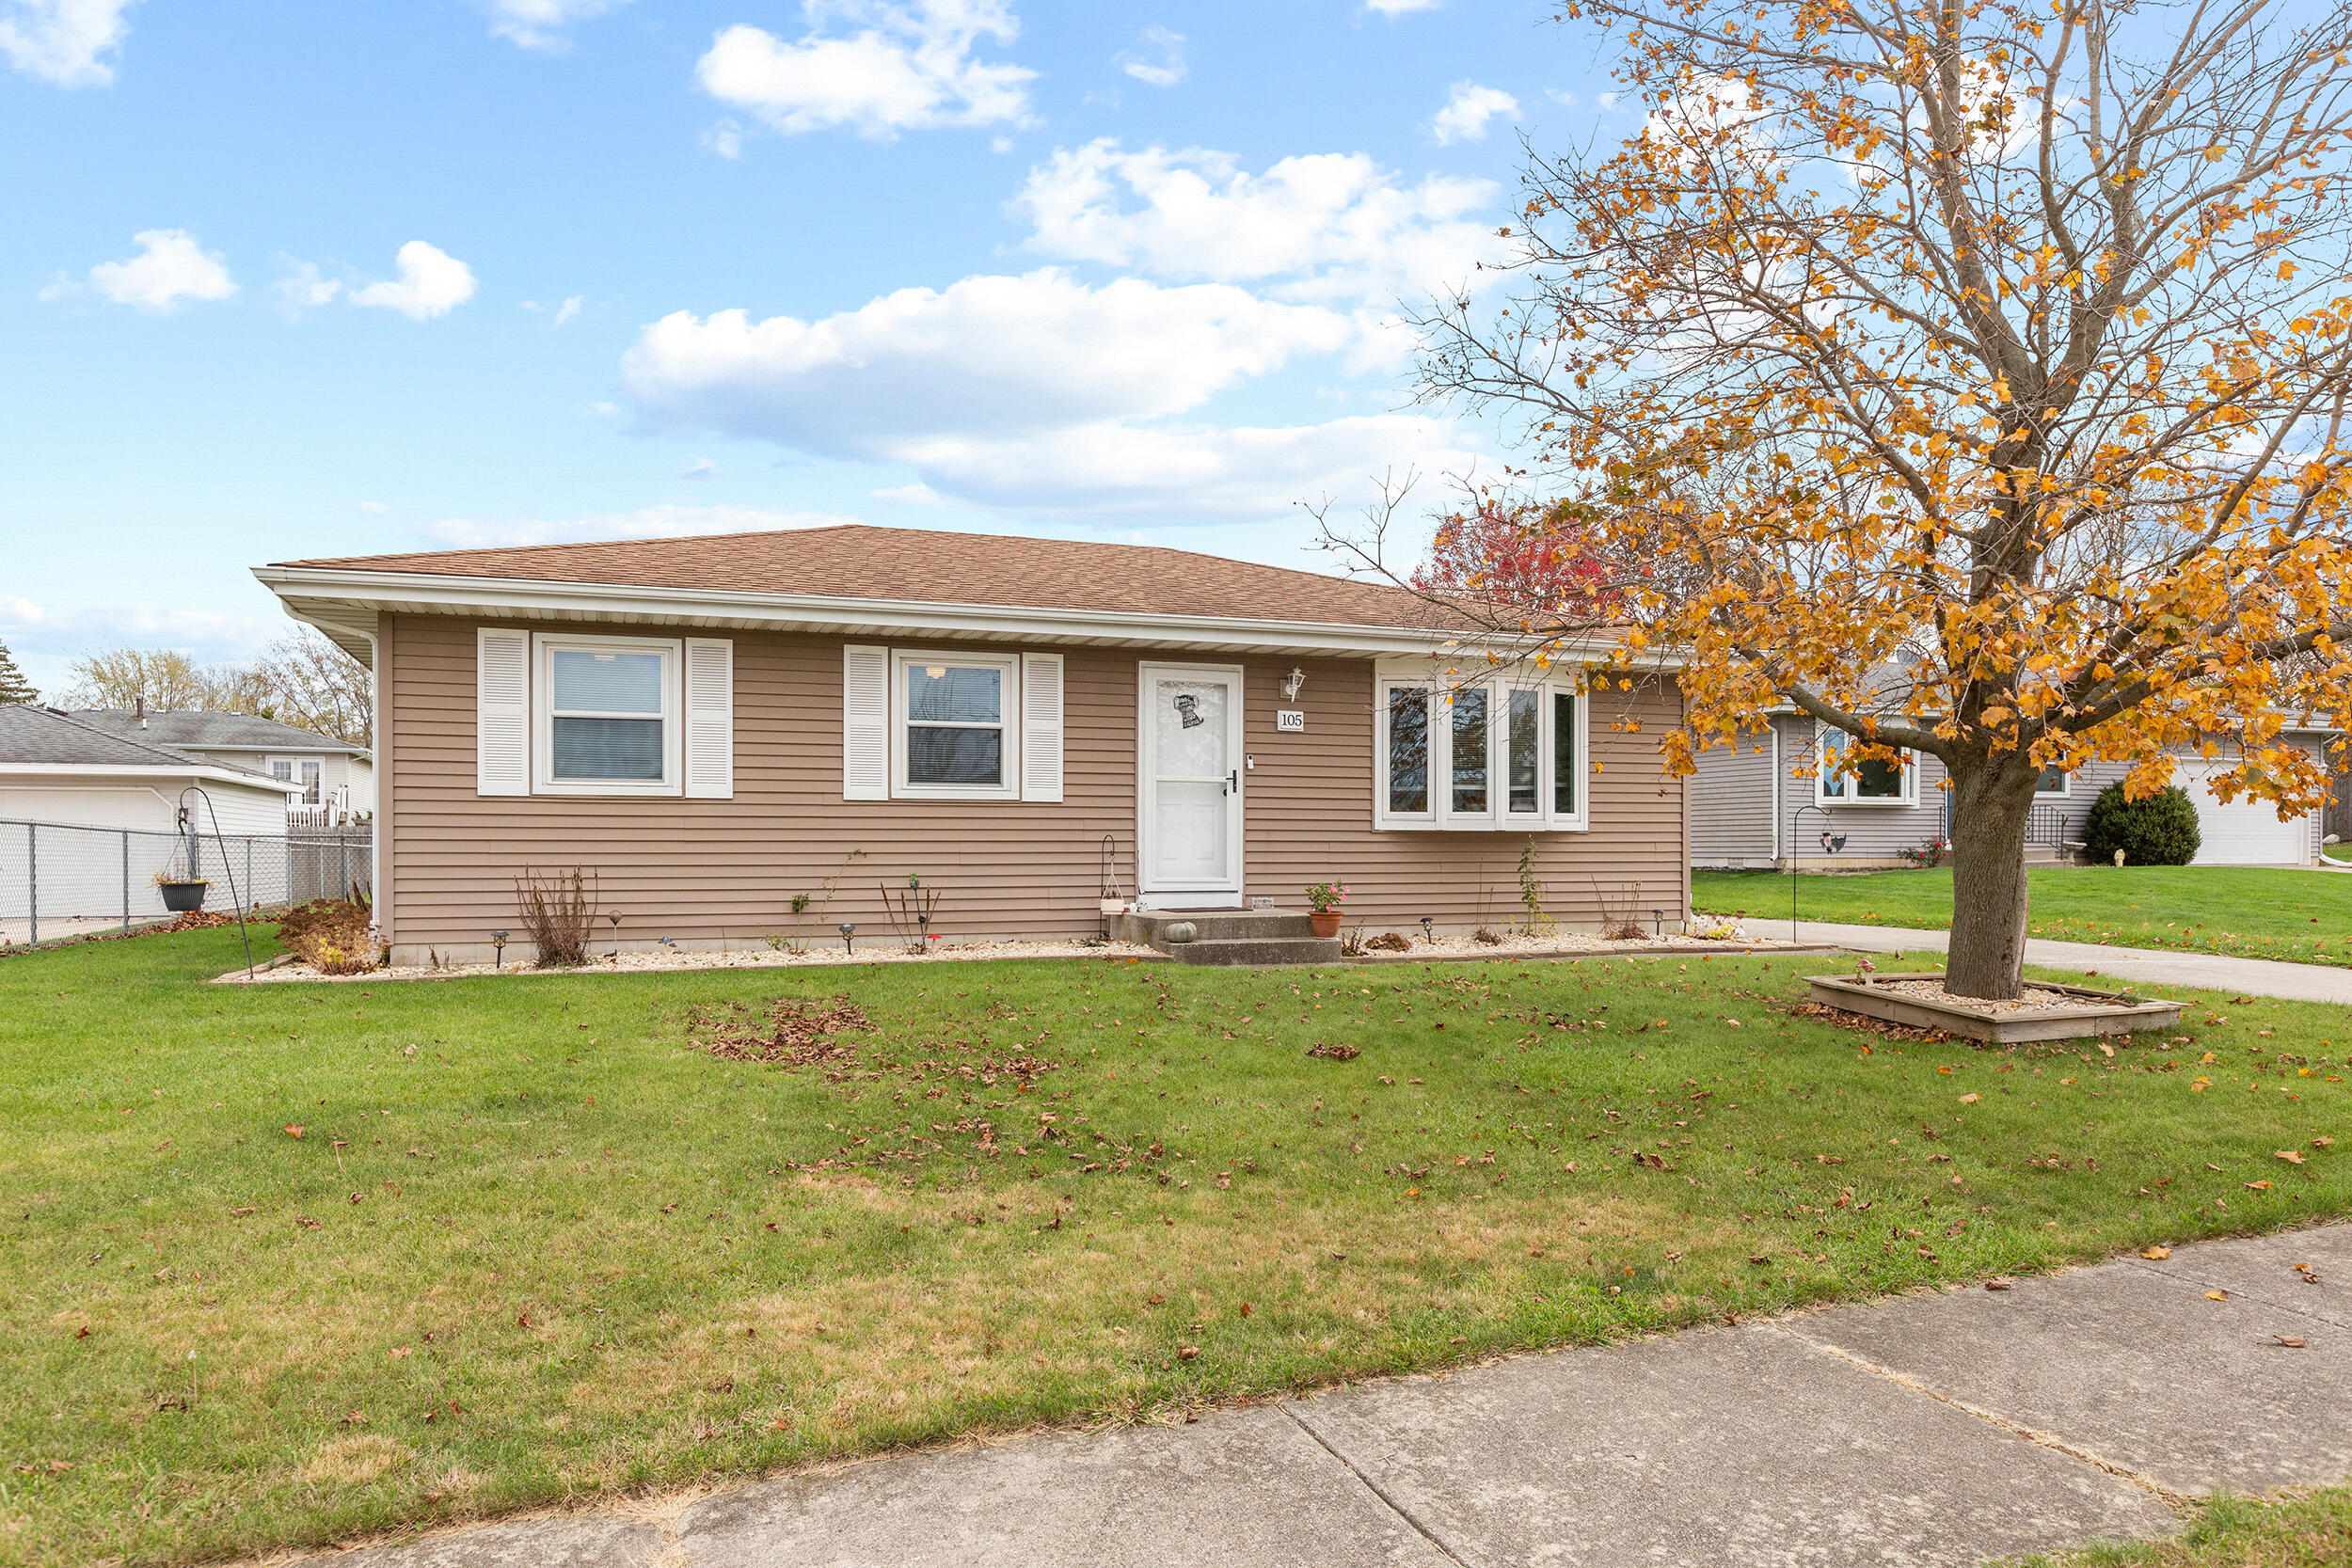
[0, 818, 372, 946]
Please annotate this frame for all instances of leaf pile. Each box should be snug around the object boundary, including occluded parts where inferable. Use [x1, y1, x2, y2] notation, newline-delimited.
[1305, 1041, 1362, 1060]
[276, 897, 376, 974]
[687, 996, 874, 1069]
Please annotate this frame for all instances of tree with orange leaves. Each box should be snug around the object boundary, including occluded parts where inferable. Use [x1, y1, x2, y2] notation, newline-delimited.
[1351, 0, 2352, 999]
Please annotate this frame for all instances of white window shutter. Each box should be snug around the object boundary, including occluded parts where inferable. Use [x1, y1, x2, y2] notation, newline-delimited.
[1021, 651, 1064, 802]
[843, 644, 888, 800]
[476, 627, 529, 797]
[684, 638, 734, 800]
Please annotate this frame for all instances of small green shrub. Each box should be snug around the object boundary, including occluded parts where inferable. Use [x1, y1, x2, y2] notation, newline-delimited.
[2082, 782, 2201, 866]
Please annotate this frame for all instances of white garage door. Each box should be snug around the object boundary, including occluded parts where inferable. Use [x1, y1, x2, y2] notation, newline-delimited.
[2181, 760, 2312, 865]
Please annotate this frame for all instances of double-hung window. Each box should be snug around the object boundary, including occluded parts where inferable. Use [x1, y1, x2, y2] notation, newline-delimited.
[533, 635, 682, 795]
[892, 650, 1021, 800]
[1376, 664, 1587, 831]
[268, 756, 323, 805]
[2036, 764, 2072, 797]
[1815, 723, 1915, 805]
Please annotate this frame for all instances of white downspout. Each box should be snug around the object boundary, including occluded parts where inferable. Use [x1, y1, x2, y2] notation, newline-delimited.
[1771, 720, 1783, 867]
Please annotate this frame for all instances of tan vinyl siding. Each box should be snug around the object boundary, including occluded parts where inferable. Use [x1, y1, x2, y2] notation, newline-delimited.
[378, 615, 1689, 955]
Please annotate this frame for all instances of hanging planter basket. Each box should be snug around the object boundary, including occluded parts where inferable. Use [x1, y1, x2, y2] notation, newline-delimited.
[158, 880, 209, 913]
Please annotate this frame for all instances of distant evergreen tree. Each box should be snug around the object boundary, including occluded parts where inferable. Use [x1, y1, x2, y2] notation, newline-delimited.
[0, 640, 36, 705]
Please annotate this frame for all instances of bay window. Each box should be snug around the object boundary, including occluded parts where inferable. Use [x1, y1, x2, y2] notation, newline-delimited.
[1376, 664, 1588, 831]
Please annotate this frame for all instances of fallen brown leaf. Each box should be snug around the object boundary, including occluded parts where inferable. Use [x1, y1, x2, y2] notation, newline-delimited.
[2141, 1246, 2171, 1260]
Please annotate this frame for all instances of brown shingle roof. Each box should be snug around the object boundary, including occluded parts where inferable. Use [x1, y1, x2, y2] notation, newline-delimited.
[275, 525, 1468, 632]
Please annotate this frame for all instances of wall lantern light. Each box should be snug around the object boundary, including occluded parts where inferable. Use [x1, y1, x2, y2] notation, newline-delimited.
[1279, 668, 1307, 702]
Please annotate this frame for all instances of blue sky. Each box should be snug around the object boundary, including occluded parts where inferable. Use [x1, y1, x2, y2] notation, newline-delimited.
[0, 0, 1624, 694]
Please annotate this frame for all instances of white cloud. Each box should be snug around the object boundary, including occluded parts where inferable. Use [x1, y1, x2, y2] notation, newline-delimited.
[421, 504, 858, 550]
[349, 241, 477, 321]
[872, 481, 944, 505]
[1363, 0, 1440, 13]
[0, 594, 276, 662]
[694, 1, 1037, 141]
[551, 294, 584, 327]
[1013, 140, 1502, 308]
[1430, 81, 1518, 145]
[625, 268, 1354, 453]
[890, 414, 1477, 517]
[355, 501, 392, 515]
[678, 457, 719, 481]
[480, 0, 628, 50]
[701, 120, 744, 158]
[272, 258, 343, 315]
[1115, 24, 1184, 87]
[43, 229, 236, 312]
[0, 0, 134, 87]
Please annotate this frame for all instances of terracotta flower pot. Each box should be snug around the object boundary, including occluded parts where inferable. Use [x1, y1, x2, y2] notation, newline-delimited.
[1309, 911, 1343, 938]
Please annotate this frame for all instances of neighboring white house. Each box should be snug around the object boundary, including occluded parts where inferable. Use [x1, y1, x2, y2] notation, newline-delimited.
[0, 705, 301, 835]
[69, 707, 373, 823]
[1692, 713, 2333, 870]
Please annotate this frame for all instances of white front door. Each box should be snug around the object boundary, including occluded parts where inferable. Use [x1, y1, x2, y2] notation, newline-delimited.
[1138, 663, 1243, 902]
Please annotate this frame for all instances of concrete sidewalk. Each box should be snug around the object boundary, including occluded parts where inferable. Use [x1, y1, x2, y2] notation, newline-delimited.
[1790, 920, 2352, 1004]
[319, 1226, 2352, 1568]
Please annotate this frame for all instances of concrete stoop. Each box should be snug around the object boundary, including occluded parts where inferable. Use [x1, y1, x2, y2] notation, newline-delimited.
[1113, 909, 1343, 966]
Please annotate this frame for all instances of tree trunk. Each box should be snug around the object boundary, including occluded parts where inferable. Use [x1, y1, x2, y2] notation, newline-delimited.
[1943, 754, 2043, 1000]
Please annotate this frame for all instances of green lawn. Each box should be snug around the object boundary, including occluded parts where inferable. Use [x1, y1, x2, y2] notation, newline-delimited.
[1695, 865, 2352, 967]
[2007, 1485, 2352, 1566]
[3, 929, 2348, 1566]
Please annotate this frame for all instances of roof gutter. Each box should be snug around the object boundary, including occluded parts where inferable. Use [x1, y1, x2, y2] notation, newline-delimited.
[251, 564, 1687, 669]
[0, 763, 306, 793]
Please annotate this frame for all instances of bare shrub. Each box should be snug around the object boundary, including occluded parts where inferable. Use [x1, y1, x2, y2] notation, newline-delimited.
[1472, 927, 1504, 946]
[1591, 879, 1646, 942]
[515, 867, 597, 968]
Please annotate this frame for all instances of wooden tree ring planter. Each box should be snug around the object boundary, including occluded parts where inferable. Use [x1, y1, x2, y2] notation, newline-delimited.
[1806, 972, 2185, 1044]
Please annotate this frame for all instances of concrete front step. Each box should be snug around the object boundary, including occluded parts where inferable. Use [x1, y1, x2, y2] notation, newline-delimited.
[1117, 909, 1320, 942]
[1113, 909, 1343, 965]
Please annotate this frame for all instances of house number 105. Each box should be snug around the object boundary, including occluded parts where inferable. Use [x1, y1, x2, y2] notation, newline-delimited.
[1275, 710, 1305, 732]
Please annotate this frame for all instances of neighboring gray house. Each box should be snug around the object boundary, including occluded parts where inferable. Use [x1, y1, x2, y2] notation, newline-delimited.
[1692, 710, 2334, 869]
[0, 705, 299, 837]
[70, 708, 373, 823]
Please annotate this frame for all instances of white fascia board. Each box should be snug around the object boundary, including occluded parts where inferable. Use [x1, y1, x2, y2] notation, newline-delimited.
[252, 565, 1683, 668]
[0, 764, 306, 794]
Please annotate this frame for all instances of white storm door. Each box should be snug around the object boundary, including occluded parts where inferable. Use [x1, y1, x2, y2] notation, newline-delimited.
[1139, 663, 1244, 895]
